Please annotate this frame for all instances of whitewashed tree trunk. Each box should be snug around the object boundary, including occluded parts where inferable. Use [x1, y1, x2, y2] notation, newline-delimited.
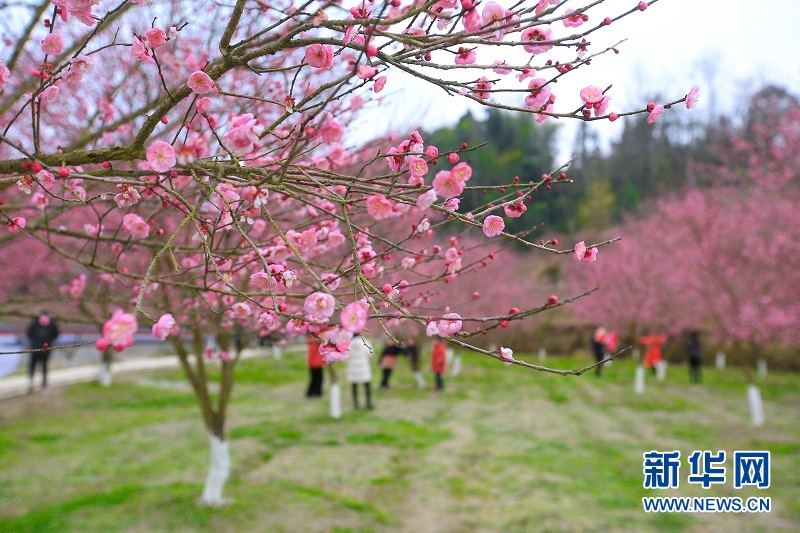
[635, 365, 645, 395]
[715, 351, 726, 370]
[538, 347, 546, 361]
[451, 356, 462, 377]
[329, 383, 342, 419]
[199, 435, 231, 506]
[414, 372, 425, 389]
[757, 359, 767, 378]
[656, 360, 667, 381]
[632, 348, 640, 361]
[271, 345, 282, 359]
[748, 384, 765, 427]
[99, 362, 113, 387]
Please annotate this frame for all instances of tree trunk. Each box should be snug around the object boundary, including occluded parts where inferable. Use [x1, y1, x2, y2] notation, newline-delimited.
[199, 433, 231, 506]
[635, 365, 645, 395]
[328, 364, 341, 419]
[99, 348, 113, 387]
[747, 384, 765, 427]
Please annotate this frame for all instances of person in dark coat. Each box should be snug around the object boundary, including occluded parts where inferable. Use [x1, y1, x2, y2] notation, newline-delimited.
[591, 327, 608, 377]
[26, 312, 59, 392]
[687, 330, 702, 384]
[379, 341, 403, 389]
[405, 339, 425, 389]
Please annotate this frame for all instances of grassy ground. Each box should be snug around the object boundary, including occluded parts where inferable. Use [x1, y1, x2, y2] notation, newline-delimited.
[0, 350, 797, 532]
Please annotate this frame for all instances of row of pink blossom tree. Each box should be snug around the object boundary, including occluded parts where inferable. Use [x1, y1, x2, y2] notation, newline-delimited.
[1, 0, 696, 504]
[569, 88, 800, 356]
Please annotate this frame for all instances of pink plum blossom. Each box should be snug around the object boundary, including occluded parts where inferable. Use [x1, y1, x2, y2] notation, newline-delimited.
[131, 36, 154, 64]
[573, 241, 598, 263]
[437, 313, 463, 336]
[146, 140, 176, 172]
[373, 75, 387, 93]
[563, 9, 587, 28]
[250, 269, 273, 290]
[96, 309, 138, 352]
[152, 313, 177, 340]
[144, 28, 167, 48]
[41, 34, 64, 55]
[473, 77, 492, 99]
[7, 217, 26, 233]
[341, 301, 368, 333]
[408, 156, 428, 178]
[416, 189, 437, 211]
[455, 47, 476, 65]
[499, 346, 515, 365]
[0, 62, 10, 91]
[504, 201, 527, 218]
[222, 113, 262, 154]
[366, 194, 395, 220]
[521, 26, 553, 55]
[685, 85, 700, 109]
[493, 61, 512, 75]
[304, 44, 334, 69]
[483, 215, 505, 237]
[647, 104, 664, 124]
[114, 184, 141, 208]
[37, 169, 56, 190]
[122, 213, 150, 239]
[304, 292, 336, 320]
[580, 85, 604, 105]
[52, 0, 100, 25]
[64, 54, 93, 84]
[187, 71, 216, 94]
[432, 170, 465, 198]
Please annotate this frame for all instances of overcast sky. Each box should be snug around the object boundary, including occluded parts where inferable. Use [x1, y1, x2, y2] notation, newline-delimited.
[360, 0, 800, 161]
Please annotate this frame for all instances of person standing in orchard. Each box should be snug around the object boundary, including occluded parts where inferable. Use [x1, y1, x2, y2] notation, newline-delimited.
[26, 312, 59, 393]
[640, 334, 668, 375]
[346, 335, 374, 410]
[306, 338, 324, 398]
[431, 340, 447, 393]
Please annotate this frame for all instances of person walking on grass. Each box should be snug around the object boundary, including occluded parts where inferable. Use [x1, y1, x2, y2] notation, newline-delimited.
[687, 330, 703, 384]
[431, 340, 447, 393]
[306, 338, 324, 398]
[26, 311, 59, 393]
[346, 335, 374, 410]
[379, 341, 402, 389]
[591, 327, 608, 377]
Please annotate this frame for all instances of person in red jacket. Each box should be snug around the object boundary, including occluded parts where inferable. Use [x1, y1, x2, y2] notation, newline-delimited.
[640, 333, 667, 374]
[431, 340, 447, 393]
[306, 339, 324, 397]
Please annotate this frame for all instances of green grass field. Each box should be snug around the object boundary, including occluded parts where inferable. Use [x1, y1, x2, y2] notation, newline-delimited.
[0, 351, 797, 532]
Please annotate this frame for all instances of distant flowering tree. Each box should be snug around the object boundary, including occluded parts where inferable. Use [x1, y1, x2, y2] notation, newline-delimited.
[0, 0, 695, 504]
[569, 91, 800, 351]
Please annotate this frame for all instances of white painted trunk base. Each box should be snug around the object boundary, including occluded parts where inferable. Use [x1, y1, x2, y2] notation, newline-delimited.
[632, 348, 640, 361]
[329, 383, 342, 419]
[715, 352, 726, 370]
[748, 384, 765, 427]
[99, 363, 113, 387]
[271, 346, 282, 359]
[414, 372, 425, 389]
[538, 348, 547, 361]
[635, 365, 645, 395]
[451, 356, 462, 377]
[757, 359, 767, 378]
[199, 435, 231, 506]
[656, 361, 667, 381]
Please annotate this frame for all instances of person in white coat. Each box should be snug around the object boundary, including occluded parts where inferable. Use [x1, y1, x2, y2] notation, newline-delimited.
[346, 335, 374, 410]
